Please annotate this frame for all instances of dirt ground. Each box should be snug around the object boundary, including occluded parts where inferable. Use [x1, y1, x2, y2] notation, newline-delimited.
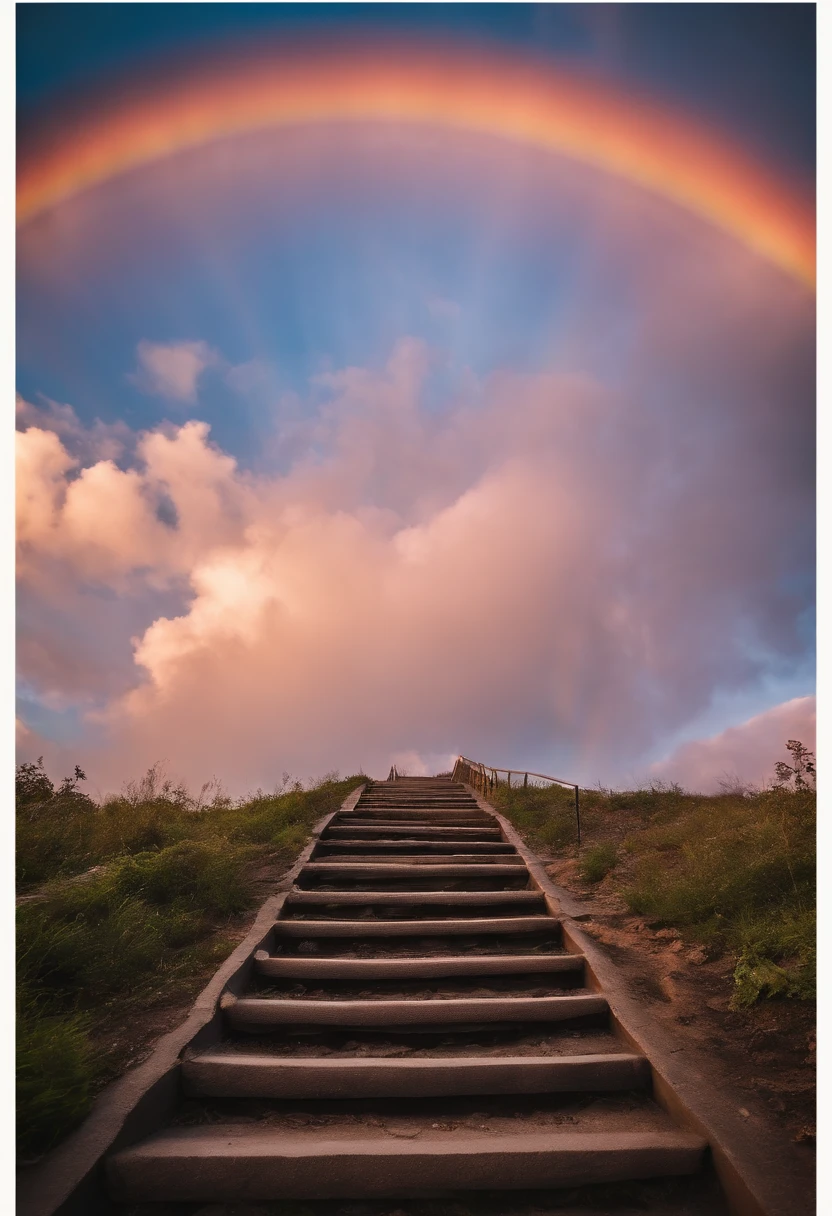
[540, 849, 816, 1152]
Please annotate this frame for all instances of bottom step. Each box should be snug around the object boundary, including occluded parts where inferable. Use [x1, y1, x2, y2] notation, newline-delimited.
[108, 1128, 707, 1201]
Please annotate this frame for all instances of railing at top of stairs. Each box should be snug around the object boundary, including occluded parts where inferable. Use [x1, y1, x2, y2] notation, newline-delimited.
[452, 754, 582, 846]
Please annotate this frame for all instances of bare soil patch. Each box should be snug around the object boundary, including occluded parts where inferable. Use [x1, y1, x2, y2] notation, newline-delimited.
[543, 851, 815, 1151]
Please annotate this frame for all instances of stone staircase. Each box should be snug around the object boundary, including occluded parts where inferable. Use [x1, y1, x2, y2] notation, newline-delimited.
[105, 777, 724, 1211]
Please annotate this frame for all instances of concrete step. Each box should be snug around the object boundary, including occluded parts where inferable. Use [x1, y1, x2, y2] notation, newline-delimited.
[347, 797, 483, 803]
[300, 863, 527, 879]
[108, 1127, 705, 1202]
[352, 800, 482, 806]
[182, 1051, 650, 1099]
[254, 951, 584, 980]
[306, 856, 526, 870]
[347, 807, 484, 817]
[354, 799, 480, 804]
[335, 816, 494, 826]
[221, 993, 607, 1028]
[314, 840, 516, 853]
[284, 889, 545, 907]
[341, 811, 490, 818]
[282, 909, 545, 923]
[272, 916, 557, 937]
[352, 802, 483, 809]
[306, 855, 525, 866]
[325, 826, 502, 839]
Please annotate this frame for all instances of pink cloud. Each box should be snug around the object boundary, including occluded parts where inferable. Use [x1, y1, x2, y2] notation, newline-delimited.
[15, 323, 813, 795]
[650, 697, 816, 792]
[16, 176, 815, 800]
[133, 339, 218, 402]
[16, 395, 131, 463]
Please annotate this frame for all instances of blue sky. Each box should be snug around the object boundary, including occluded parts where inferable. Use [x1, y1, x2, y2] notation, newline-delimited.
[16, 5, 815, 792]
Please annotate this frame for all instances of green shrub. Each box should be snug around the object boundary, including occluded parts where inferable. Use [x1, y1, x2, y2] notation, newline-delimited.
[622, 786, 814, 938]
[493, 761, 815, 1013]
[579, 842, 618, 883]
[16, 762, 366, 1159]
[490, 783, 580, 851]
[111, 839, 252, 917]
[17, 994, 95, 1160]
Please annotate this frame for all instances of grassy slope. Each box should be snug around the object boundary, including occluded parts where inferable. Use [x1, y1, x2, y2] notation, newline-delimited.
[16, 765, 365, 1161]
[491, 779, 815, 1008]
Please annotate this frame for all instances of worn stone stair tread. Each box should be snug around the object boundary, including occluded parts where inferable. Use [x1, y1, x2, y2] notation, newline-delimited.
[272, 916, 556, 937]
[336, 819, 494, 827]
[345, 807, 484, 813]
[306, 854, 525, 865]
[342, 805, 487, 810]
[326, 826, 502, 837]
[341, 814, 487, 821]
[107, 1128, 706, 1201]
[222, 993, 607, 1026]
[301, 863, 526, 877]
[336, 810, 490, 816]
[92, 777, 726, 1213]
[316, 840, 515, 852]
[338, 807, 489, 814]
[182, 1051, 650, 1098]
[254, 952, 583, 979]
[285, 889, 544, 905]
[321, 836, 506, 846]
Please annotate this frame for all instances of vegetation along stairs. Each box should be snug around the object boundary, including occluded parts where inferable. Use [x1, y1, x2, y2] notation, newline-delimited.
[19, 777, 804, 1215]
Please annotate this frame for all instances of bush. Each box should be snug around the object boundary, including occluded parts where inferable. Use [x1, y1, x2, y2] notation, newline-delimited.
[16, 762, 366, 1158]
[622, 786, 814, 939]
[111, 840, 252, 917]
[17, 993, 95, 1160]
[579, 842, 618, 883]
[492, 751, 815, 1013]
[490, 782, 581, 851]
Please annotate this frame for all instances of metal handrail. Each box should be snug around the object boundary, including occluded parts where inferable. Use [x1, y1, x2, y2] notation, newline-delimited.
[452, 754, 582, 846]
[387, 765, 399, 782]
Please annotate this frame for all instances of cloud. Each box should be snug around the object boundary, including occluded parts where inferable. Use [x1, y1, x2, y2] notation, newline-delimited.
[15, 303, 814, 795]
[649, 696, 816, 792]
[16, 394, 132, 463]
[132, 340, 218, 402]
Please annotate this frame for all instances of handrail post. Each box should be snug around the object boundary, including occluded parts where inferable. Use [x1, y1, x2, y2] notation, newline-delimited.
[574, 784, 581, 848]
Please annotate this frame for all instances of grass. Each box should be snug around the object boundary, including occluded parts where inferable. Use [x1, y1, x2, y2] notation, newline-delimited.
[579, 842, 618, 883]
[492, 764, 815, 1014]
[16, 760, 365, 1161]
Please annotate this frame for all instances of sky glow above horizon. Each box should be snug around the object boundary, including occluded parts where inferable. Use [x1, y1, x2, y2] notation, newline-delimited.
[16, 4, 816, 795]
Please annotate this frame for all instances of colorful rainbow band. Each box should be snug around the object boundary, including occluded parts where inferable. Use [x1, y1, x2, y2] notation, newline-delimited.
[17, 42, 815, 288]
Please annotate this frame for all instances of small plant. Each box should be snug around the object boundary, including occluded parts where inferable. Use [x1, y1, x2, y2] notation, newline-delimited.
[774, 739, 816, 790]
[579, 842, 618, 883]
[731, 946, 815, 1009]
